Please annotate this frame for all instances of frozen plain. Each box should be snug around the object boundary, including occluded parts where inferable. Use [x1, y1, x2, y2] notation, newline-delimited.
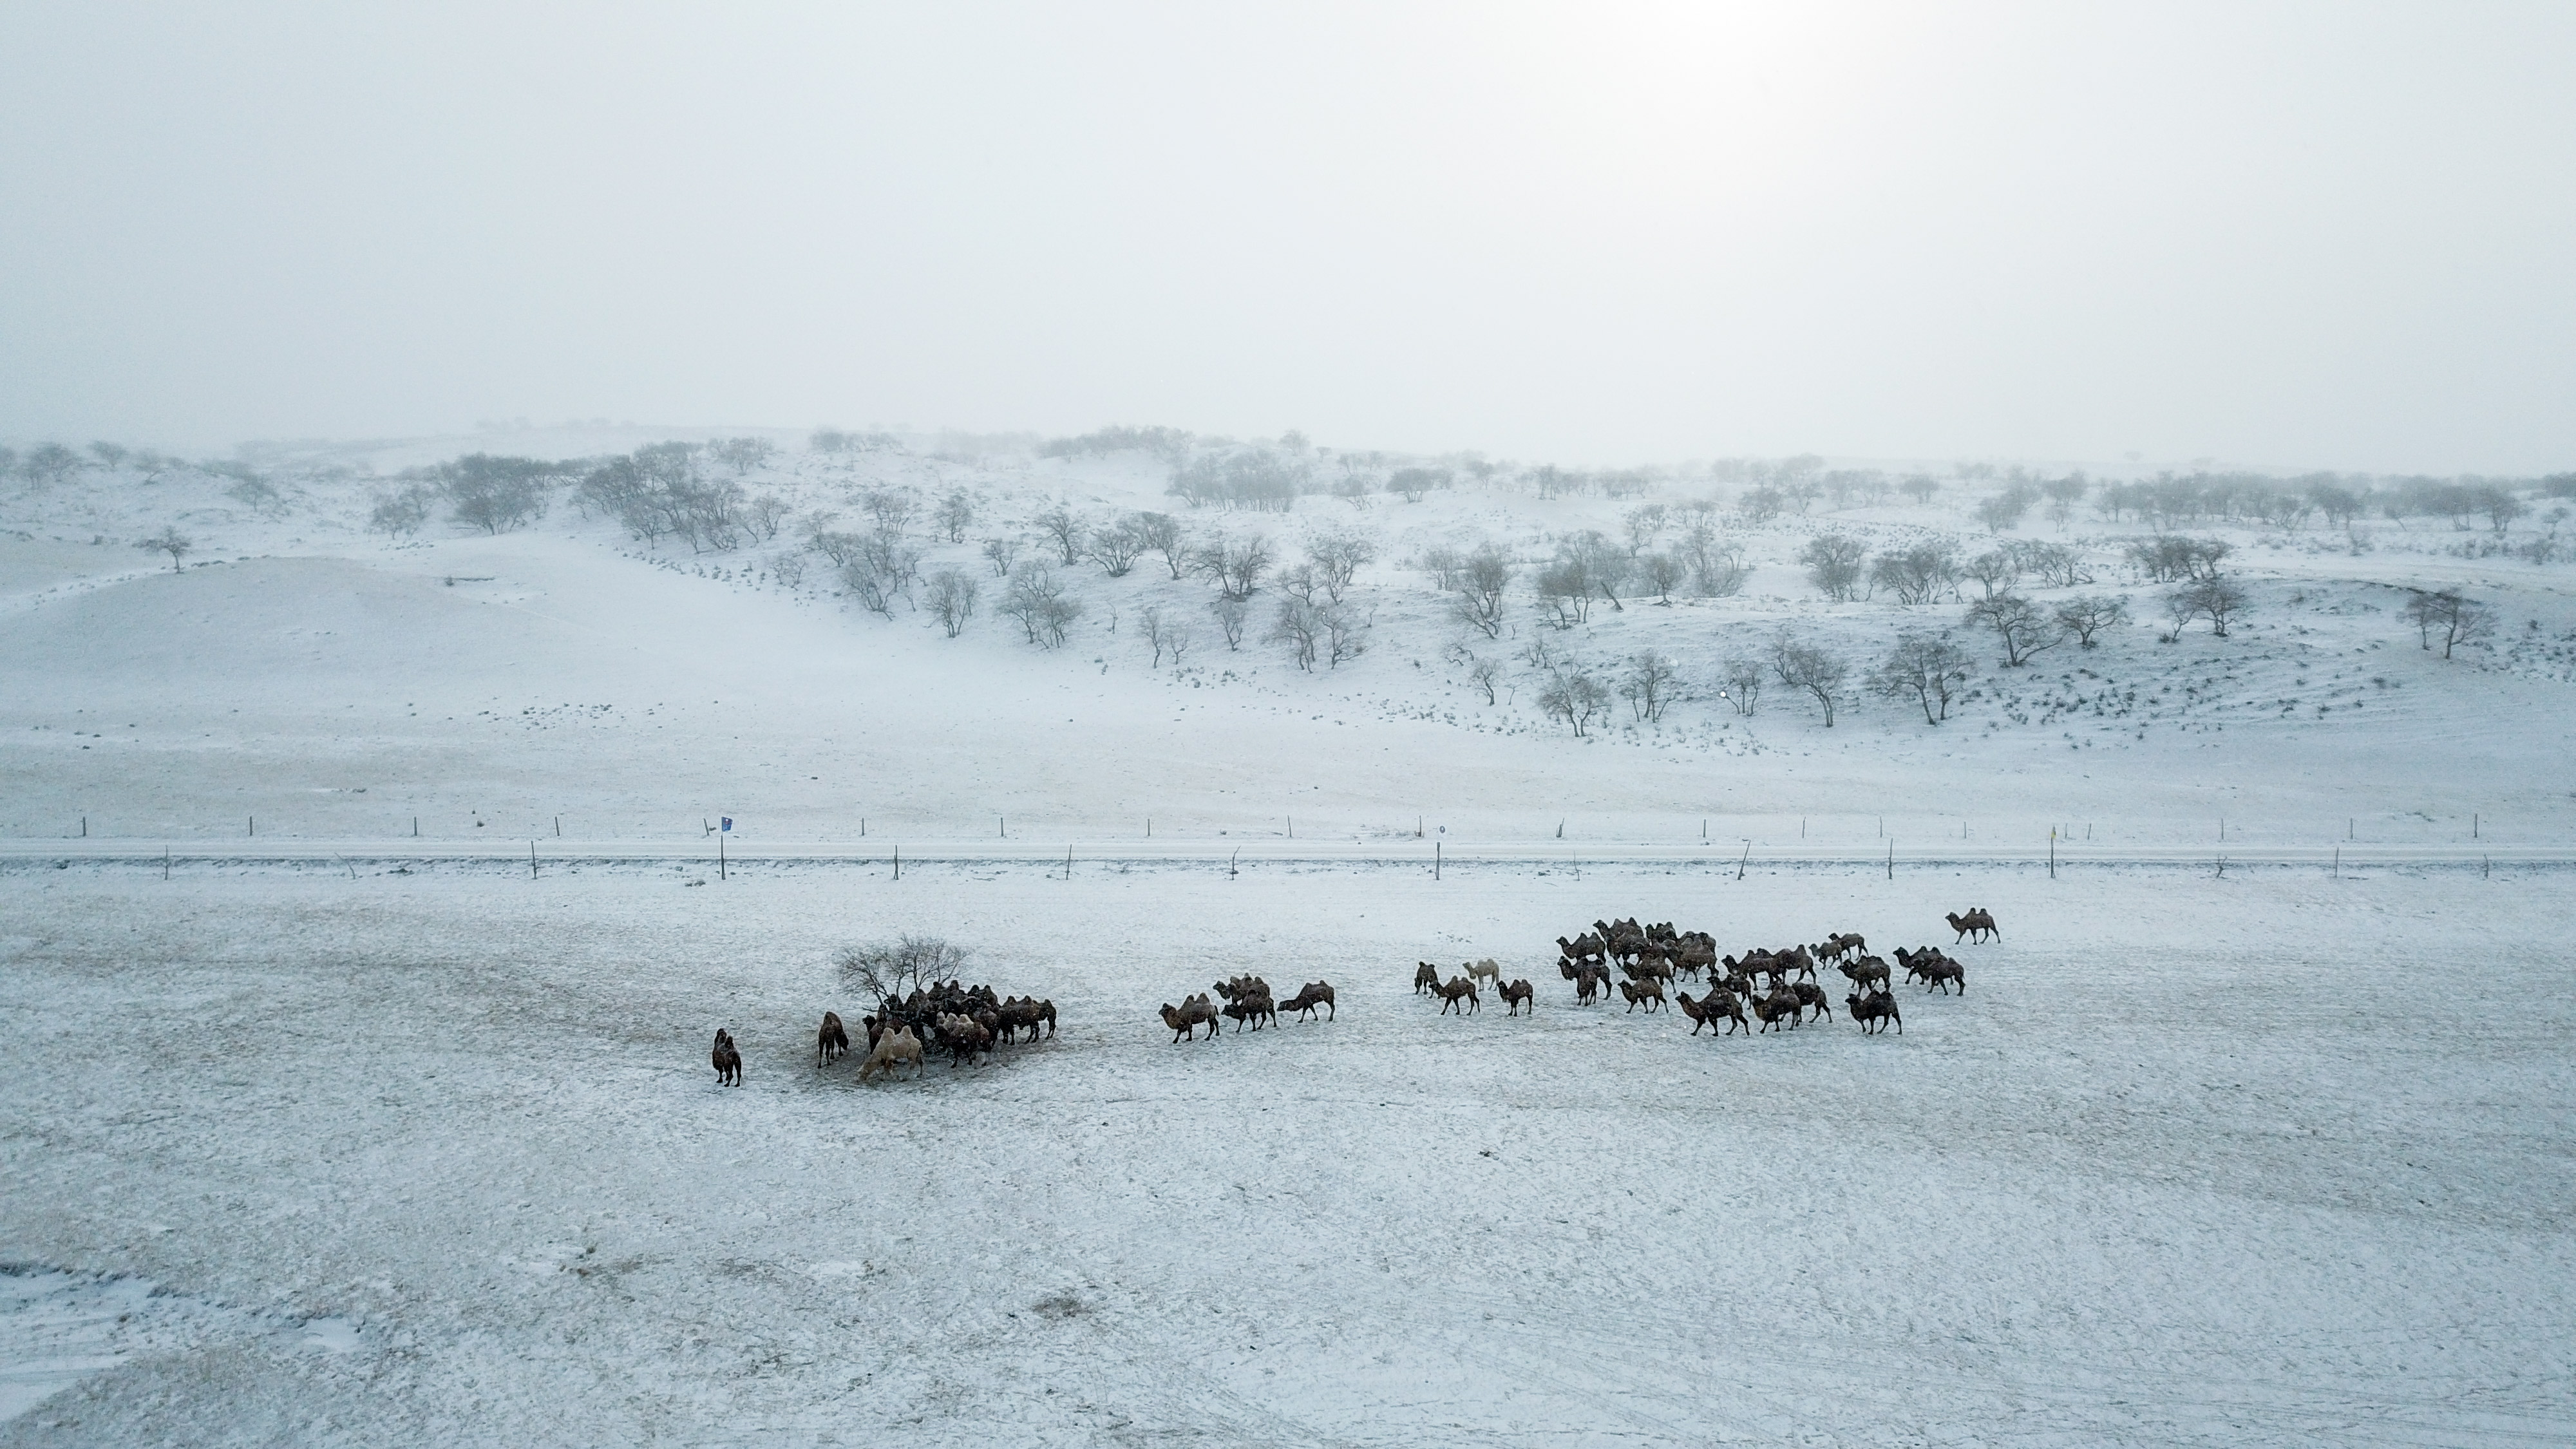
[4, 431, 2575, 1444]
[3, 857, 2572, 1447]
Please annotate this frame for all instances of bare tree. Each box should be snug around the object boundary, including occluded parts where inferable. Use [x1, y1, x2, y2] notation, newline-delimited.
[1899, 475, 1940, 505]
[1622, 503, 1669, 554]
[1133, 511, 1188, 578]
[810, 529, 867, 568]
[1619, 649, 1678, 721]
[1872, 630, 1975, 724]
[1640, 551, 1685, 603]
[1965, 593, 2062, 665]
[89, 441, 129, 470]
[1519, 631, 1564, 674]
[838, 935, 968, 1000]
[441, 454, 562, 535]
[1164, 626, 1195, 668]
[1032, 504, 1085, 565]
[2400, 589, 2490, 658]
[1960, 549, 2021, 599]
[1269, 597, 1321, 670]
[2053, 594, 2129, 648]
[862, 488, 919, 535]
[1682, 524, 1750, 596]
[1419, 545, 1465, 591]
[1088, 516, 1146, 577]
[858, 531, 923, 596]
[842, 558, 898, 618]
[980, 536, 1020, 577]
[1566, 531, 1632, 611]
[1976, 489, 2032, 533]
[934, 488, 976, 543]
[745, 493, 793, 542]
[2168, 577, 2248, 638]
[769, 551, 808, 589]
[1210, 595, 1250, 650]
[2013, 540, 2090, 587]
[1801, 533, 1869, 601]
[710, 437, 775, 475]
[2481, 489, 2527, 535]
[1001, 563, 1081, 647]
[1869, 542, 1957, 604]
[368, 483, 437, 538]
[2041, 475, 2090, 529]
[1305, 526, 1374, 601]
[1141, 605, 1171, 665]
[1534, 558, 1591, 627]
[1321, 601, 1368, 667]
[2128, 536, 2232, 583]
[1387, 466, 1446, 502]
[924, 568, 979, 637]
[1277, 561, 1323, 604]
[1770, 636, 1849, 726]
[1189, 533, 1273, 600]
[1718, 655, 1764, 715]
[1457, 649, 1502, 704]
[135, 526, 193, 573]
[1537, 671, 1611, 736]
[20, 442, 84, 487]
[1450, 544, 1513, 637]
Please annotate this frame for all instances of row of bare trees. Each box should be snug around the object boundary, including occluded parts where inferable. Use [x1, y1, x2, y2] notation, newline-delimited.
[1803, 535, 2093, 603]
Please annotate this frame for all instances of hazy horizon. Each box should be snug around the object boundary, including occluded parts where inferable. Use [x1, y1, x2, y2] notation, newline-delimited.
[5, 3, 2571, 473]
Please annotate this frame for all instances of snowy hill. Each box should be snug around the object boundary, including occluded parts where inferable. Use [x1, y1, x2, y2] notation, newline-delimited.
[4, 428, 2571, 851]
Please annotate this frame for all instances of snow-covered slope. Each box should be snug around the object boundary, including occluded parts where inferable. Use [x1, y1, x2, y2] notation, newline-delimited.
[3, 431, 2571, 850]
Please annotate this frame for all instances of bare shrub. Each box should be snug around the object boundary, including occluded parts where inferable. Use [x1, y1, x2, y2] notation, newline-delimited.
[837, 936, 968, 1000]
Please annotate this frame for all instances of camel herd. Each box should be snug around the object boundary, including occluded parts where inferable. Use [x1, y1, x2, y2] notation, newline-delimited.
[1161, 974, 1337, 1041]
[710, 907, 1998, 1084]
[1527, 911, 1983, 1039]
[712, 978, 1059, 1088]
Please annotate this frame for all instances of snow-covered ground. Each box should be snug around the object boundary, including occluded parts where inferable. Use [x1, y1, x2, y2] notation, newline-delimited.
[3, 859, 2571, 1445]
[3, 429, 2571, 851]
[4, 430, 2573, 1443]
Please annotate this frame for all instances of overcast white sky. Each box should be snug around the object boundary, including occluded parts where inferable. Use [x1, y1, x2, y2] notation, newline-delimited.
[3, 3, 2570, 472]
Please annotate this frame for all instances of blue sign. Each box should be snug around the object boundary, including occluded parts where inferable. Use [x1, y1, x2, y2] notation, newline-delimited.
[721, 817, 732, 831]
